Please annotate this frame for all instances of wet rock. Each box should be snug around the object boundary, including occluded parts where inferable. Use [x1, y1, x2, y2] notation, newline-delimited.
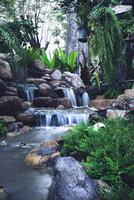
[7, 123, 18, 132]
[56, 105, 65, 110]
[63, 72, 85, 89]
[90, 99, 116, 110]
[25, 140, 60, 168]
[38, 83, 52, 96]
[17, 112, 35, 126]
[51, 70, 62, 80]
[106, 109, 127, 119]
[0, 96, 22, 116]
[0, 59, 12, 80]
[49, 157, 99, 200]
[19, 126, 31, 133]
[34, 97, 71, 108]
[21, 101, 32, 111]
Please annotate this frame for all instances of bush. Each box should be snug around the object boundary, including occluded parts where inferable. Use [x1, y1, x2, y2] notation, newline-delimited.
[62, 119, 134, 199]
[0, 121, 6, 135]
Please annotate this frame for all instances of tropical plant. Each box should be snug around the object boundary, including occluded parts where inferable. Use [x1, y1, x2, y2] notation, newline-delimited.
[54, 48, 78, 72]
[89, 7, 124, 97]
[62, 119, 134, 200]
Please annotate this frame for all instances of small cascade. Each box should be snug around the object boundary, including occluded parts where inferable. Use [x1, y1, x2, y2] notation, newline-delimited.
[60, 87, 77, 107]
[82, 92, 90, 107]
[34, 109, 90, 127]
[17, 84, 37, 102]
[23, 86, 35, 102]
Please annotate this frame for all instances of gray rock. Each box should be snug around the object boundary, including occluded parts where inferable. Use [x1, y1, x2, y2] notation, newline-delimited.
[49, 157, 99, 200]
[51, 70, 62, 80]
[17, 112, 35, 126]
[0, 96, 22, 116]
[0, 116, 16, 123]
[38, 83, 52, 96]
[0, 59, 12, 80]
[63, 72, 85, 89]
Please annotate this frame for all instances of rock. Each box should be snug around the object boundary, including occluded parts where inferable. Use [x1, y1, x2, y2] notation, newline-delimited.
[19, 126, 31, 134]
[26, 78, 46, 86]
[38, 83, 52, 96]
[93, 123, 105, 131]
[113, 94, 129, 109]
[90, 99, 116, 110]
[51, 70, 62, 80]
[0, 116, 16, 124]
[63, 72, 85, 89]
[7, 131, 21, 137]
[97, 180, 111, 194]
[17, 112, 35, 126]
[0, 79, 6, 96]
[34, 97, 71, 108]
[106, 109, 127, 119]
[7, 123, 18, 132]
[50, 80, 66, 87]
[49, 157, 99, 200]
[6, 86, 17, 93]
[0, 59, 12, 80]
[0, 96, 22, 116]
[21, 101, 32, 111]
[56, 105, 65, 110]
[25, 140, 60, 168]
[29, 60, 46, 72]
[124, 89, 134, 99]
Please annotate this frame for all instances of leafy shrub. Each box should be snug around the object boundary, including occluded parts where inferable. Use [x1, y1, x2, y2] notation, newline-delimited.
[26, 47, 78, 72]
[62, 119, 134, 199]
[0, 121, 6, 135]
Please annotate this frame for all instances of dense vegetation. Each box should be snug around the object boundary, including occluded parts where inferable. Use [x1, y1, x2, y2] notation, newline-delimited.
[62, 119, 134, 199]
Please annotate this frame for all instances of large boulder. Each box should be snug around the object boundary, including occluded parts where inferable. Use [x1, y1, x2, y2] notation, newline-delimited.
[4, 86, 18, 96]
[49, 157, 99, 200]
[0, 59, 12, 80]
[90, 99, 116, 110]
[33, 97, 71, 108]
[17, 112, 35, 126]
[63, 72, 85, 89]
[0, 96, 22, 116]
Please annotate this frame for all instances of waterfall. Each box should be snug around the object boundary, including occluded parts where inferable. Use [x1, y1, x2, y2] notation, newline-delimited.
[82, 92, 90, 107]
[34, 109, 90, 127]
[61, 87, 77, 107]
[17, 84, 37, 102]
[23, 87, 35, 102]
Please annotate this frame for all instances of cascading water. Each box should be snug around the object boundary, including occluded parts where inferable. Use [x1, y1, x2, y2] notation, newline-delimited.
[82, 92, 90, 107]
[33, 109, 90, 127]
[23, 87, 35, 102]
[59, 87, 77, 107]
[17, 84, 37, 102]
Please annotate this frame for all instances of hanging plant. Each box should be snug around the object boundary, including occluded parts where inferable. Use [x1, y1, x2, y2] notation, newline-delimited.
[89, 7, 124, 97]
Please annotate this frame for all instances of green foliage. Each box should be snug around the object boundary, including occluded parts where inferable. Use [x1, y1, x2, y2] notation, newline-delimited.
[0, 121, 6, 135]
[62, 119, 134, 199]
[26, 47, 78, 71]
[54, 48, 78, 72]
[90, 7, 123, 84]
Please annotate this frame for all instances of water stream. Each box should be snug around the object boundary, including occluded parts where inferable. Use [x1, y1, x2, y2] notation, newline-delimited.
[0, 127, 70, 200]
